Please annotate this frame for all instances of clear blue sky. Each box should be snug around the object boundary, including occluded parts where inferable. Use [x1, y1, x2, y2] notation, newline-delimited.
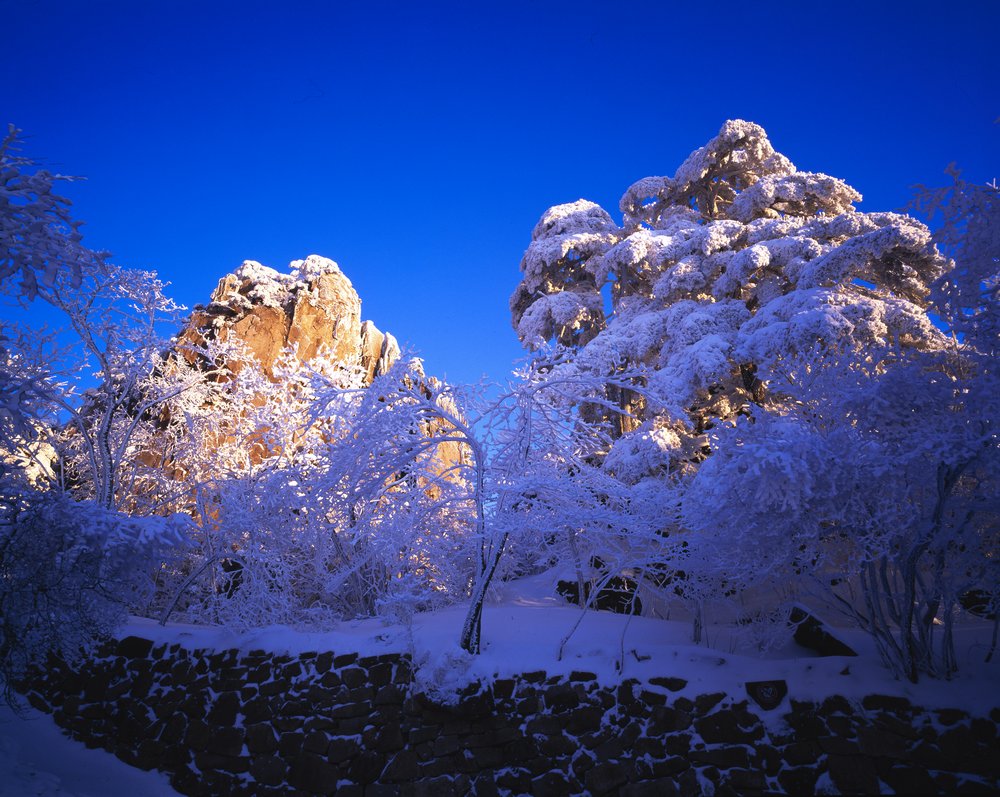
[3, 0, 997, 385]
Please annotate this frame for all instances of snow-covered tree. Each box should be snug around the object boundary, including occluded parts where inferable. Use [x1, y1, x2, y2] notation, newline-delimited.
[913, 167, 999, 355]
[0, 125, 98, 300]
[312, 359, 481, 629]
[0, 486, 186, 703]
[152, 342, 482, 633]
[507, 122, 1000, 679]
[0, 131, 190, 702]
[511, 120, 949, 479]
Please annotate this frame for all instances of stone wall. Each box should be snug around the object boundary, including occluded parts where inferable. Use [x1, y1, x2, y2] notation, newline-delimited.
[21, 636, 1000, 796]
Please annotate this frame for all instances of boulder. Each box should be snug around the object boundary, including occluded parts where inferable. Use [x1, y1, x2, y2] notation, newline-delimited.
[178, 255, 399, 382]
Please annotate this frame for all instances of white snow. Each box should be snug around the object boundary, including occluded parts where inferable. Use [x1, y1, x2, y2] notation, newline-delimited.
[0, 703, 178, 797]
[126, 568, 1000, 715]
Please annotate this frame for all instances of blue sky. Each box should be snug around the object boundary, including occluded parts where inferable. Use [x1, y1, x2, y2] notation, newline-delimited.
[3, 0, 997, 385]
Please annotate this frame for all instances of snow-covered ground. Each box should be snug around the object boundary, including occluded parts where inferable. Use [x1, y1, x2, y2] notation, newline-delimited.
[0, 703, 178, 797]
[131, 568, 1000, 715]
[5, 569, 998, 794]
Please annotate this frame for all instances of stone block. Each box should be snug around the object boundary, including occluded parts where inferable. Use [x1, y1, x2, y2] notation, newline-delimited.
[861, 694, 912, 714]
[745, 679, 788, 711]
[207, 725, 244, 757]
[538, 732, 577, 759]
[693, 692, 726, 715]
[242, 697, 272, 724]
[328, 702, 369, 720]
[648, 705, 692, 734]
[303, 730, 331, 755]
[532, 770, 574, 797]
[880, 764, 937, 795]
[493, 679, 516, 699]
[315, 652, 334, 673]
[288, 752, 339, 794]
[828, 753, 879, 794]
[637, 689, 667, 707]
[367, 662, 394, 688]
[722, 768, 767, 792]
[278, 731, 304, 758]
[259, 678, 290, 697]
[583, 761, 631, 795]
[648, 676, 688, 692]
[184, 720, 212, 751]
[649, 756, 689, 778]
[206, 691, 240, 726]
[689, 746, 750, 769]
[566, 705, 605, 735]
[382, 749, 420, 783]
[504, 736, 536, 765]
[777, 766, 819, 796]
[327, 735, 361, 763]
[496, 768, 532, 793]
[134, 739, 165, 771]
[116, 636, 154, 659]
[375, 684, 406, 706]
[246, 664, 272, 683]
[339, 667, 367, 689]
[274, 715, 304, 732]
[195, 750, 249, 774]
[374, 723, 405, 752]
[817, 735, 860, 756]
[333, 653, 358, 668]
[348, 750, 384, 784]
[858, 726, 908, 759]
[245, 722, 278, 754]
[621, 778, 680, 797]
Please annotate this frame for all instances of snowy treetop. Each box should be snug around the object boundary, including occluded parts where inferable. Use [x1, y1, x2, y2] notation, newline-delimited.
[510, 118, 951, 480]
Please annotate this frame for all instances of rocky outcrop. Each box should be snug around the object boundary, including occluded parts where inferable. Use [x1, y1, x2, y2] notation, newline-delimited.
[178, 255, 399, 382]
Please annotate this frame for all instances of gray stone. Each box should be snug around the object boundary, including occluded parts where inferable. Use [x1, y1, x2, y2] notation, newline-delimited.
[327, 735, 361, 763]
[303, 730, 330, 755]
[382, 749, 420, 783]
[207, 725, 244, 757]
[648, 676, 687, 692]
[532, 770, 573, 797]
[693, 692, 726, 714]
[288, 752, 339, 793]
[689, 746, 750, 769]
[116, 636, 154, 659]
[566, 705, 604, 735]
[245, 722, 277, 754]
[777, 766, 818, 796]
[545, 683, 580, 712]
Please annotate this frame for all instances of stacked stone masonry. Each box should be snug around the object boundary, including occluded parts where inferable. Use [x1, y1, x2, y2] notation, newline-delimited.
[21, 636, 1000, 795]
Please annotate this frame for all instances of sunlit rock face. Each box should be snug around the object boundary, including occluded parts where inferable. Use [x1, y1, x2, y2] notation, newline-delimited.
[179, 254, 399, 383]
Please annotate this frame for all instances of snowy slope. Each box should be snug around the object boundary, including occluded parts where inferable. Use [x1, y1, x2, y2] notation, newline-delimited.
[127, 569, 1000, 716]
[0, 703, 178, 797]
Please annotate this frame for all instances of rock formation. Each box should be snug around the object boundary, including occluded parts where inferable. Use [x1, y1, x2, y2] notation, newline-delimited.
[178, 254, 399, 383]
[163, 254, 467, 509]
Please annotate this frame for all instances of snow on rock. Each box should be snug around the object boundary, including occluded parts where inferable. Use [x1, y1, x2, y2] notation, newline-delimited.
[178, 254, 398, 381]
[289, 253, 346, 283]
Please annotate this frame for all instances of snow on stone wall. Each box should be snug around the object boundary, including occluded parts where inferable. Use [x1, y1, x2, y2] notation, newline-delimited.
[20, 637, 1000, 795]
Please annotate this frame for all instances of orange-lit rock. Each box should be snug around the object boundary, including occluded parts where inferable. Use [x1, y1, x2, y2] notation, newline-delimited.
[179, 255, 398, 382]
